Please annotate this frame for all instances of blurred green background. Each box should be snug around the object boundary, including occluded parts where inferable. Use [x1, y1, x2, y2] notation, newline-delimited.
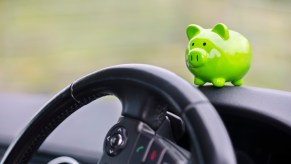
[0, 0, 291, 93]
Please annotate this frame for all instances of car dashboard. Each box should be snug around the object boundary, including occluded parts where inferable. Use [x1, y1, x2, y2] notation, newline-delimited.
[0, 86, 291, 164]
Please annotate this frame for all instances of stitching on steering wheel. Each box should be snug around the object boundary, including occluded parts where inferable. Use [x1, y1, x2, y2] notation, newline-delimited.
[18, 93, 106, 163]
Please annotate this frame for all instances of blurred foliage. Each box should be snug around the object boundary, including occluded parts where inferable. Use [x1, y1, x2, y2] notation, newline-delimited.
[0, 0, 291, 93]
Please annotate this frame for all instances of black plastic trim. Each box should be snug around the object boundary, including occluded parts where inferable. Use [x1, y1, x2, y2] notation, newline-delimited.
[199, 86, 291, 135]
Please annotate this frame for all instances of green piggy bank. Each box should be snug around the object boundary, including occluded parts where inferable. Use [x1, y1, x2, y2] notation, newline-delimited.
[185, 23, 252, 87]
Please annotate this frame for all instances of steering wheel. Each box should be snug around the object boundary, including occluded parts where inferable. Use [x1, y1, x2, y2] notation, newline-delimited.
[1, 64, 236, 164]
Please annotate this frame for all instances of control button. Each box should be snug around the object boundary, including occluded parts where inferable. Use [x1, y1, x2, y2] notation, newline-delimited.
[108, 148, 115, 155]
[104, 126, 128, 156]
[135, 145, 144, 153]
[150, 150, 157, 161]
[106, 135, 111, 142]
[145, 140, 165, 164]
[160, 148, 189, 164]
[113, 127, 127, 135]
[117, 127, 123, 133]
[129, 133, 153, 163]
[160, 151, 176, 164]
[110, 133, 123, 148]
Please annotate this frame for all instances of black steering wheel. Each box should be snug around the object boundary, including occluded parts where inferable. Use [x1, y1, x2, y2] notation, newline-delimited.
[1, 64, 236, 164]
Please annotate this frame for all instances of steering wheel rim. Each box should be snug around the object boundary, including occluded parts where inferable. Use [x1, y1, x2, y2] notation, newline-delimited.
[1, 64, 236, 164]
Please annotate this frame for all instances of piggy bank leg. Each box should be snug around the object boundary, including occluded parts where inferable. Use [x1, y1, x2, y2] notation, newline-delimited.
[194, 77, 205, 86]
[232, 79, 243, 86]
[212, 78, 225, 87]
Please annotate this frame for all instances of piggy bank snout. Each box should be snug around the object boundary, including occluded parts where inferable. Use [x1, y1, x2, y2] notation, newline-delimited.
[188, 49, 207, 67]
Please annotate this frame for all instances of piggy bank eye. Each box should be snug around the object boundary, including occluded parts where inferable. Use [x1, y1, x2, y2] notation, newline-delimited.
[203, 42, 206, 46]
[192, 43, 195, 46]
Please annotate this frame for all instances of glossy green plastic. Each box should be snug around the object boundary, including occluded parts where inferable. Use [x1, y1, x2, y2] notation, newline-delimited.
[185, 23, 252, 87]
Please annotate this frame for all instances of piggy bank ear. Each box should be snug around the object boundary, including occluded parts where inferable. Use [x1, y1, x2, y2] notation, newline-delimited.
[186, 24, 202, 40]
[212, 23, 229, 40]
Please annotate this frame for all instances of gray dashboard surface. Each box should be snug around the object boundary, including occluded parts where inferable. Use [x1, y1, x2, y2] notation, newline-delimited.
[199, 86, 291, 134]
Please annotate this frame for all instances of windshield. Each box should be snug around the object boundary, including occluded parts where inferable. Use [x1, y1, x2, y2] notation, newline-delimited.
[1, 0, 291, 93]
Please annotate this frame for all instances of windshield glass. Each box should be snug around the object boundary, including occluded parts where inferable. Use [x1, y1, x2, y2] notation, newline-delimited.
[1, 0, 291, 93]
